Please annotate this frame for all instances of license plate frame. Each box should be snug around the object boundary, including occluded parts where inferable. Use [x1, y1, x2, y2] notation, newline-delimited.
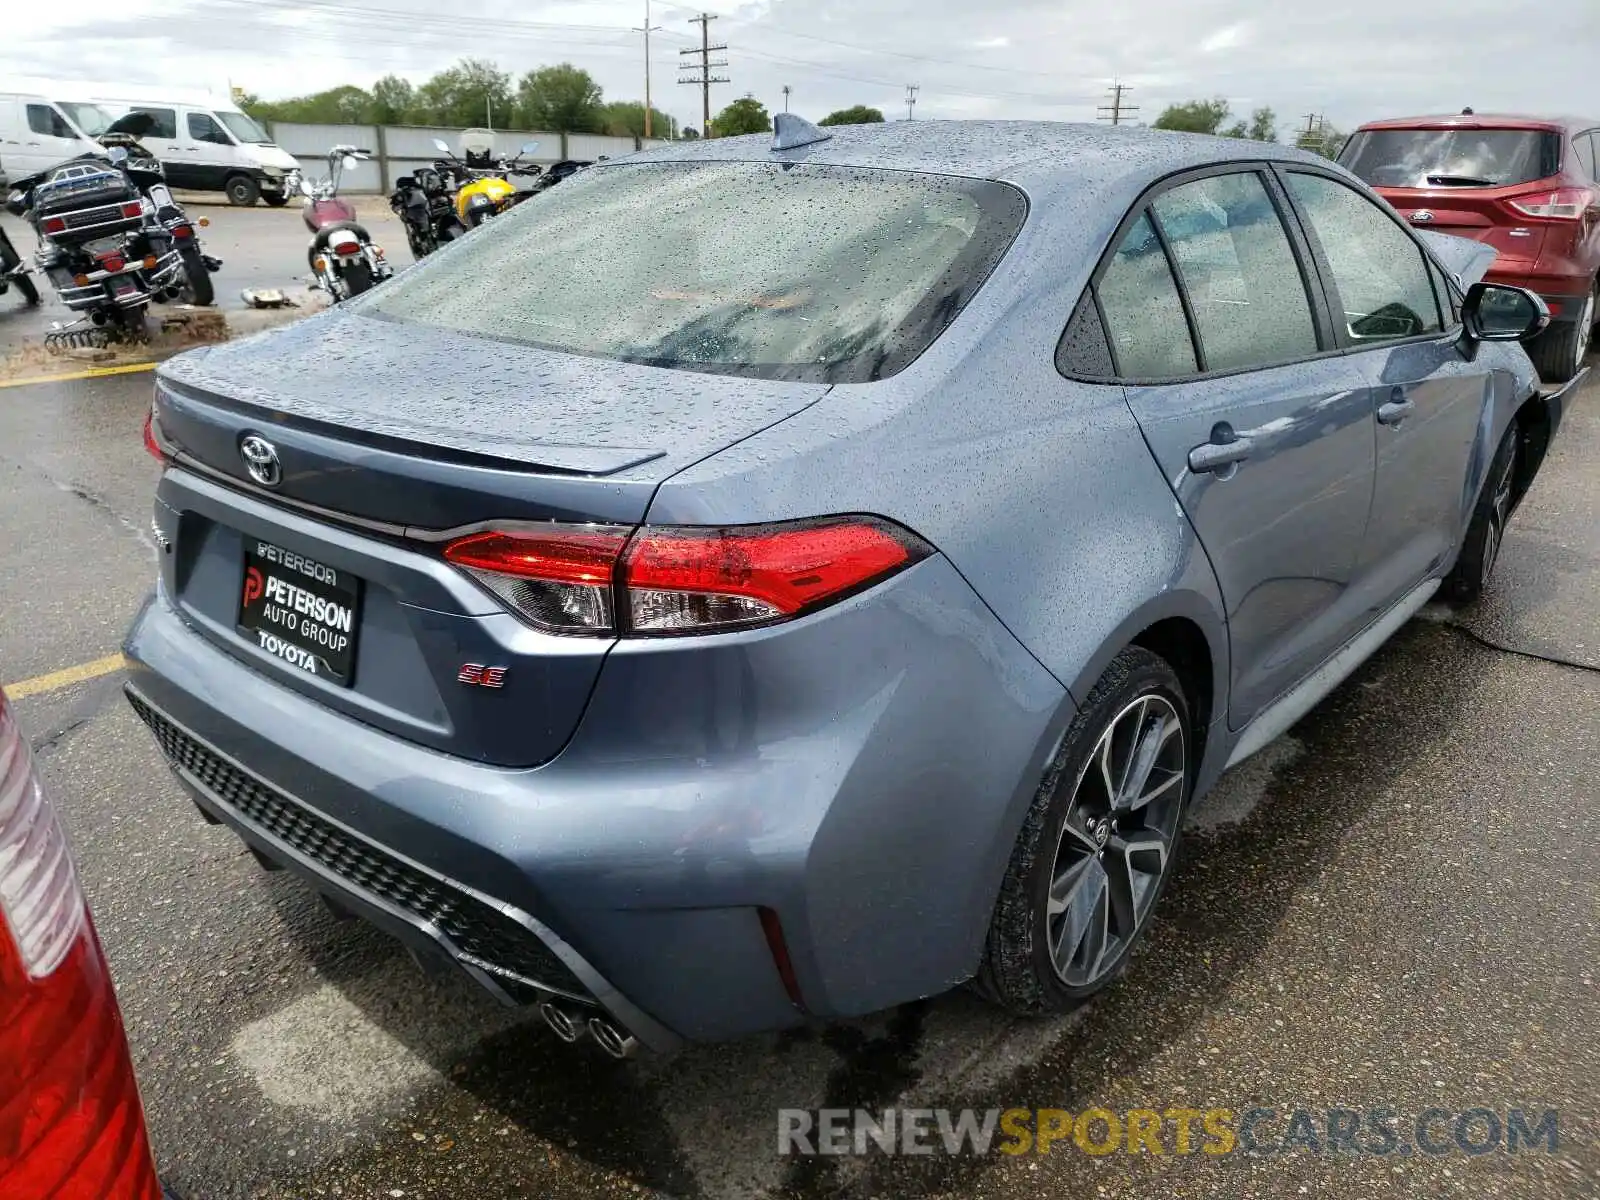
[236, 540, 362, 686]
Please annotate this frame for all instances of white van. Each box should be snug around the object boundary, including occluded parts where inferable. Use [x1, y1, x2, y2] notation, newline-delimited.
[68, 87, 301, 206]
[0, 93, 109, 181]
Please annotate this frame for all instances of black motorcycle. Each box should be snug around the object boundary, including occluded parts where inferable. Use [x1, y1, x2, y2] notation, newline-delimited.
[389, 152, 464, 262]
[4, 112, 219, 346]
[0, 222, 39, 309]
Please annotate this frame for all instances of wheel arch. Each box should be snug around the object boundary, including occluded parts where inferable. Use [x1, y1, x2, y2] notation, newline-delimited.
[1509, 389, 1554, 513]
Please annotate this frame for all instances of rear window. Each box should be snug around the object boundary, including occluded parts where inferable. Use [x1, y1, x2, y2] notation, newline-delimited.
[366, 161, 1027, 383]
[1339, 128, 1562, 188]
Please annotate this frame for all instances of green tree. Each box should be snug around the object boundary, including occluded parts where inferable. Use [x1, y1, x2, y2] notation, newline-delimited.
[1152, 98, 1232, 136]
[1295, 120, 1345, 159]
[369, 75, 417, 125]
[679, 126, 701, 140]
[818, 105, 886, 127]
[516, 64, 604, 133]
[244, 85, 371, 124]
[600, 100, 673, 139]
[711, 97, 771, 137]
[414, 58, 513, 127]
[1224, 105, 1278, 142]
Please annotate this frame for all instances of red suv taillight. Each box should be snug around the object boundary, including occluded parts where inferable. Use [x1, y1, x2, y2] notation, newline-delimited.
[442, 516, 932, 636]
[1506, 187, 1592, 220]
[0, 690, 164, 1200]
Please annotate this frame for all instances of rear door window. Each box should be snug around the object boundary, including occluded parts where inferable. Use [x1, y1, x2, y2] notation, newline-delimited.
[1339, 127, 1561, 189]
[1284, 172, 1442, 344]
[25, 104, 73, 138]
[1151, 172, 1320, 372]
[1575, 132, 1599, 183]
[1095, 213, 1198, 379]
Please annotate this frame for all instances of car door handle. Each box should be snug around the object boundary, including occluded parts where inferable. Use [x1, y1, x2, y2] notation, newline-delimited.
[1188, 427, 1254, 474]
[1377, 387, 1415, 426]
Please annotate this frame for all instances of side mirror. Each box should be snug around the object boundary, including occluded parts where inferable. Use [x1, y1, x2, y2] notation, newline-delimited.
[521, 141, 540, 155]
[433, 138, 450, 154]
[299, 177, 315, 196]
[342, 154, 358, 170]
[1462, 282, 1550, 342]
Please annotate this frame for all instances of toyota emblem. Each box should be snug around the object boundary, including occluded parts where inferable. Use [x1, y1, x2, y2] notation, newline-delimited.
[1409, 210, 1435, 223]
[239, 434, 282, 487]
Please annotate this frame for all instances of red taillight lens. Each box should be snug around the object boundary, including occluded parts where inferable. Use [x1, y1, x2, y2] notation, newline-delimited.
[120, 201, 142, 219]
[622, 518, 922, 633]
[441, 516, 930, 636]
[171, 224, 192, 240]
[41, 217, 66, 235]
[0, 694, 164, 1200]
[443, 527, 628, 633]
[1506, 187, 1591, 219]
[141, 406, 164, 462]
[98, 255, 125, 273]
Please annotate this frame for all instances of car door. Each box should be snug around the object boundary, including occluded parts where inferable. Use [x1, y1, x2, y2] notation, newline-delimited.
[1099, 168, 1378, 728]
[185, 110, 235, 190]
[1279, 169, 1494, 607]
[125, 107, 186, 186]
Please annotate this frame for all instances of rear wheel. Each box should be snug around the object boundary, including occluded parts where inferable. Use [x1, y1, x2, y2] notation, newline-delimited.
[975, 646, 1190, 1014]
[1443, 423, 1519, 606]
[339, 259, 374, 299]
[1527, 281, 1595, 383]
[178, 245, 214, 306]
[0, 241, 38, 306]
[225, 174, 260, 206]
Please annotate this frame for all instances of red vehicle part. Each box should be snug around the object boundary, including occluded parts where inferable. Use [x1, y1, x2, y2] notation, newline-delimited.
[0, 688, 165, 1200]
[1340, 112, 1600, 381]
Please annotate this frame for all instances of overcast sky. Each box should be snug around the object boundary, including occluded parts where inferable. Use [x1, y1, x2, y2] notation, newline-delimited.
[6, 0, 1598, 136]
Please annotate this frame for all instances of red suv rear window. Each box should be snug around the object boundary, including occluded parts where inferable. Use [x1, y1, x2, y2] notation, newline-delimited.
[1339, 128, 1562, 189]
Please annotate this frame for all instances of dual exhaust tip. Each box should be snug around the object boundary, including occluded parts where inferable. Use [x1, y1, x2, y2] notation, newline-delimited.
[539, 1001, 637, 1059]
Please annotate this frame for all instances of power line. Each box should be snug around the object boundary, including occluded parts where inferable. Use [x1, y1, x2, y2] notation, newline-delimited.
[1097, 81, 1137, 126]
[678, 13, 729, 137]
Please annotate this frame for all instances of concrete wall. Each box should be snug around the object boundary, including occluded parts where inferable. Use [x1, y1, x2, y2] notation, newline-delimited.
[268, 122, 670, 193]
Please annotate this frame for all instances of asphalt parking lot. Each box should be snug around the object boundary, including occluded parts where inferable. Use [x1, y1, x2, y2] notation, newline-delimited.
[1, 356, 1597, 1199]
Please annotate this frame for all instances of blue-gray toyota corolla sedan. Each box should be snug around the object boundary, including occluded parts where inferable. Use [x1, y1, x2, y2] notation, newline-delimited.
[124, 119, 1579, 1055]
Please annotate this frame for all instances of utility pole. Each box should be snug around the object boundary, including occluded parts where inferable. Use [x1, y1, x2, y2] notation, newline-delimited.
[1297, 112, 1321, 146]
[904, 83, 919, 120]
[782, 84, 791, 113]
[633, 0, 663, 139]
[679, 13, 729, 138]
[1097, 81, 1137, 126]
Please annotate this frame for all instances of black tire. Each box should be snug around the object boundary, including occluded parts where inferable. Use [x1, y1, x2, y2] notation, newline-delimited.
[0, 241, 38, 306]
[178, 245, 214, 306]
[975, 646, 1191, 1014]
[262, 193, 290, 208]
[1526, 281, 1596, 383]
[225, 175, 261, 206]
[13, 273, 40, 306]
[1443, 423, 1519, 606]
[339, 259, 374, 299]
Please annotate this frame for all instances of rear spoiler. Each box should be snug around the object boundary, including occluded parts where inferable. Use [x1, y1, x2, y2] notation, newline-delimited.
[1417, 229, 1497, 290]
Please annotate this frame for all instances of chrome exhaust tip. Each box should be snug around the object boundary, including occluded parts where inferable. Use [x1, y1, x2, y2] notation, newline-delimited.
[587, 1017, 638, 1059]
[539, 1001, 582, 1043]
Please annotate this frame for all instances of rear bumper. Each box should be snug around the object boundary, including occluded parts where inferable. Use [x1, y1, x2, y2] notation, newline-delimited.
[1484, 267, 1591, 324]
[123, 555, 1068, 1043]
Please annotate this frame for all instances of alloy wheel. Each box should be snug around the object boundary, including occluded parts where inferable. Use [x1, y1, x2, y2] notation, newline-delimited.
[1045, 693, 1186, 988]
[1481, 441, 1518, 589]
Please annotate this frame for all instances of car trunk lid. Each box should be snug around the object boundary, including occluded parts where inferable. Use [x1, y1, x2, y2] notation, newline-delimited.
[150, 310, 832, 766]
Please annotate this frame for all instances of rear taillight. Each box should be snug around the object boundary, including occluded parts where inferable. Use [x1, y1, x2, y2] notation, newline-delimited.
[1506, 187, 1591, 219]
[120, 201, 142, 219]
[0, 692, 86, 979]
[0, 690, 164, 1200]
[141, 406, 164, 462]
[171, 224, 192, 240]
[40, 217, 66, 235]
[442, 516, 931, 636]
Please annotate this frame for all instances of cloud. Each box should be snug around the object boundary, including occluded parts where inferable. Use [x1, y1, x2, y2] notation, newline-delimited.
[1199, 21, 1251, 53]
[973, 36, 1011, 49]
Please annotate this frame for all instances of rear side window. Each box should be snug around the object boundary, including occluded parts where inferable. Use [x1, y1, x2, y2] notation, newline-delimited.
[368, 161, 1027, 384]
[1339, 127, 1561, 188]
[1284, 172, 1441, 344]
[1096, 213, 1198, 379]
[1575, 132, 1599, 183]
[25, 104, 73, 138]
[1151, 172, 1319, 372]
[129, 107, 176, 139]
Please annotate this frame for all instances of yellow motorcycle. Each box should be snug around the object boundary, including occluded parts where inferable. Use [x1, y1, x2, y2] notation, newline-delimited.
[443, 130, 543, 230]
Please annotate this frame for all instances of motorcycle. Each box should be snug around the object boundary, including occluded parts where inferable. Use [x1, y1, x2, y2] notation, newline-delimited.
[388, 133, 555, 259]
[389, 150, 464, 262]
[300, 146, 392, 301]
[0, 223, 39, 309]
[449, 133, 543, 230]
[3, 112, 220, 347]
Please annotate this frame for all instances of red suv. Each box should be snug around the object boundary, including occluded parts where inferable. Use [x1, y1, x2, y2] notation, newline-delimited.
[1340, 113, 1600, 381]
[0, 686, 170, 1199]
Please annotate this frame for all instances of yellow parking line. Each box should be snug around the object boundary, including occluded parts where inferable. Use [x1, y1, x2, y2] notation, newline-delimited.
[4, 654, 128, 700]
[0, 362, 156, 390]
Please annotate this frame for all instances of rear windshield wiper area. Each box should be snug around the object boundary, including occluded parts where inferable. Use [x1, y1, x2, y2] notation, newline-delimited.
[1426, 174, 1499, 187]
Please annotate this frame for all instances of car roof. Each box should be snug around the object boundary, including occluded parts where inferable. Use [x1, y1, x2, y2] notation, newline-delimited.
[1356, 113, 1599, 134]
[617, 119, 1341, 196]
